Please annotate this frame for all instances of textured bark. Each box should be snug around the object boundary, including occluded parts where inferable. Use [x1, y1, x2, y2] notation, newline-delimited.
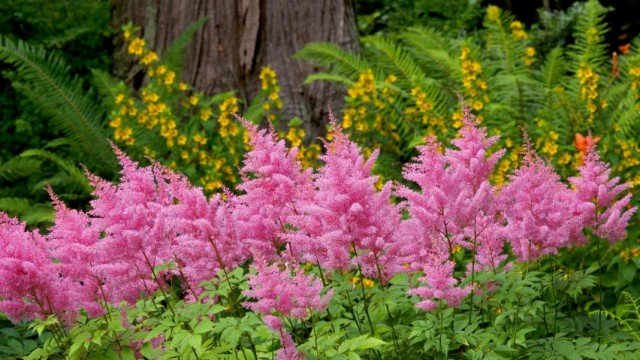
[112, 0, 359, 138]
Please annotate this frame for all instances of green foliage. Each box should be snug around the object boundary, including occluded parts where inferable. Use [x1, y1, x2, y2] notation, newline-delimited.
[15, 253, 640, 359]
[297, 0, 640, 188]
[0, 35, 115, 173]
[356, 0, 484, 37]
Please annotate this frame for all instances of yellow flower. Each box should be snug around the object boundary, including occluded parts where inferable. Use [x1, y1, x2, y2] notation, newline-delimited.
[141, 51, 158, 65]
[189, 95, 199, 106]
[510, 21, 528, 40]
[193, 133, 207, 145]
[259, 67, 278, 90]
[452, 245, 463, 254]
[109, 117, 122, 128]
[164, 71, 175, 85]
[156, 65, 167, 75]
[542, 141, 558, 156]
[486, 5, 500, 22]
[200, 108, 213, 121]
[143, 91, 159, 103]
[177, 135, 187, 146]
[115, 93, 125, 105]
[526, 47, 535, 57]
[127, 38, 145, 56]
[178, 82, 188, 91]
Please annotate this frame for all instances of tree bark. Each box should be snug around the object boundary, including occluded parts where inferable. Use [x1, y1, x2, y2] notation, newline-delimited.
[112, 0, 359, 138]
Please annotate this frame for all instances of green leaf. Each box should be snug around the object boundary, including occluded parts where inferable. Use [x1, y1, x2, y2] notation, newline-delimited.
[338, 335, 386, 353]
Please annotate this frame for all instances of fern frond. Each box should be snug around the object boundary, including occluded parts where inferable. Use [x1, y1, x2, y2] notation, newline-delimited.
[19, 205, 54, 227]
[402, 27, 458, 80]
[303, 73, 355, 87]
[538, 47, 567, 93]
[569, 0, 609, 69]
[295, 42, 371, 77]
[0, 198, 31, 214]
[0, 35, 116, 174]
[20, 149, 91, 193]
[91, 69, 124, 106]
[163, 17, 209, 74]
[0, 157, 41, 181]
[362, 36, 428, 88]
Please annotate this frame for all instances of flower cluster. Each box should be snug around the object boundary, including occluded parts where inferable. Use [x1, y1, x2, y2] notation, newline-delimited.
[576, 62, 600, 123]
[510, 20, 528, 41]
[112, 25, 247, 192]
[343, 70, 400, 155]
[0, 106, 635, 357]
[260, 66, 283, 122]
[457, 46, 488, 126]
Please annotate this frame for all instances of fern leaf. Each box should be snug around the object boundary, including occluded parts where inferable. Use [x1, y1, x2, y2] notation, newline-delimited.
[0, 35, 116, 174]
[362, 36, 427, 88]
[295, 42, 371, 77]
[0, 157, 42, 181]
[163, 17, 209, 74]
[303, 73, 355, 87]
[20, 149, 91, 193]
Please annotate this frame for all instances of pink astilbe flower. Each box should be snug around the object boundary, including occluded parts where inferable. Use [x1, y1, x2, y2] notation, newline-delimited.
[569, 143, 637, 242]
[290, 115, 401, 281]
[397, 107, 506, 275]
[263, 316, 305, 360]
[243, 261, 332, 319]
[46, 189, 103, 317]
[409, 260, 472, 311]
[163, 172, 248, 299]
[234, 119, 313, 261]
[500, 150, 588, 261]
[244, 262, 327, 360]
[0, 213, 72, 322]
[86, 148, 180, 304]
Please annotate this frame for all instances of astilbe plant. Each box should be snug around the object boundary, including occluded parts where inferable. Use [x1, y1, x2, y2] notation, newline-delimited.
[0, 213, 73, 323]
[289, 112, 402, 282]
[0, 104, 637, 358]
[398, 107, 505, 309]
[243, 261, 332, 360]
[499, 147, 590, 261]
[570, 141, 637, 242]
[233, 119, 313, 262]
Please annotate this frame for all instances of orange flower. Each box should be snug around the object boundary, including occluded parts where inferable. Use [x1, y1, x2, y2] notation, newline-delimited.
[619, 43, 631, 55]
[574, 133, 600, 156]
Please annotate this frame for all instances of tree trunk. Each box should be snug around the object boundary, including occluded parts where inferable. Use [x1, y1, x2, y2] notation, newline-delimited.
[112, 0, 359, 138]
